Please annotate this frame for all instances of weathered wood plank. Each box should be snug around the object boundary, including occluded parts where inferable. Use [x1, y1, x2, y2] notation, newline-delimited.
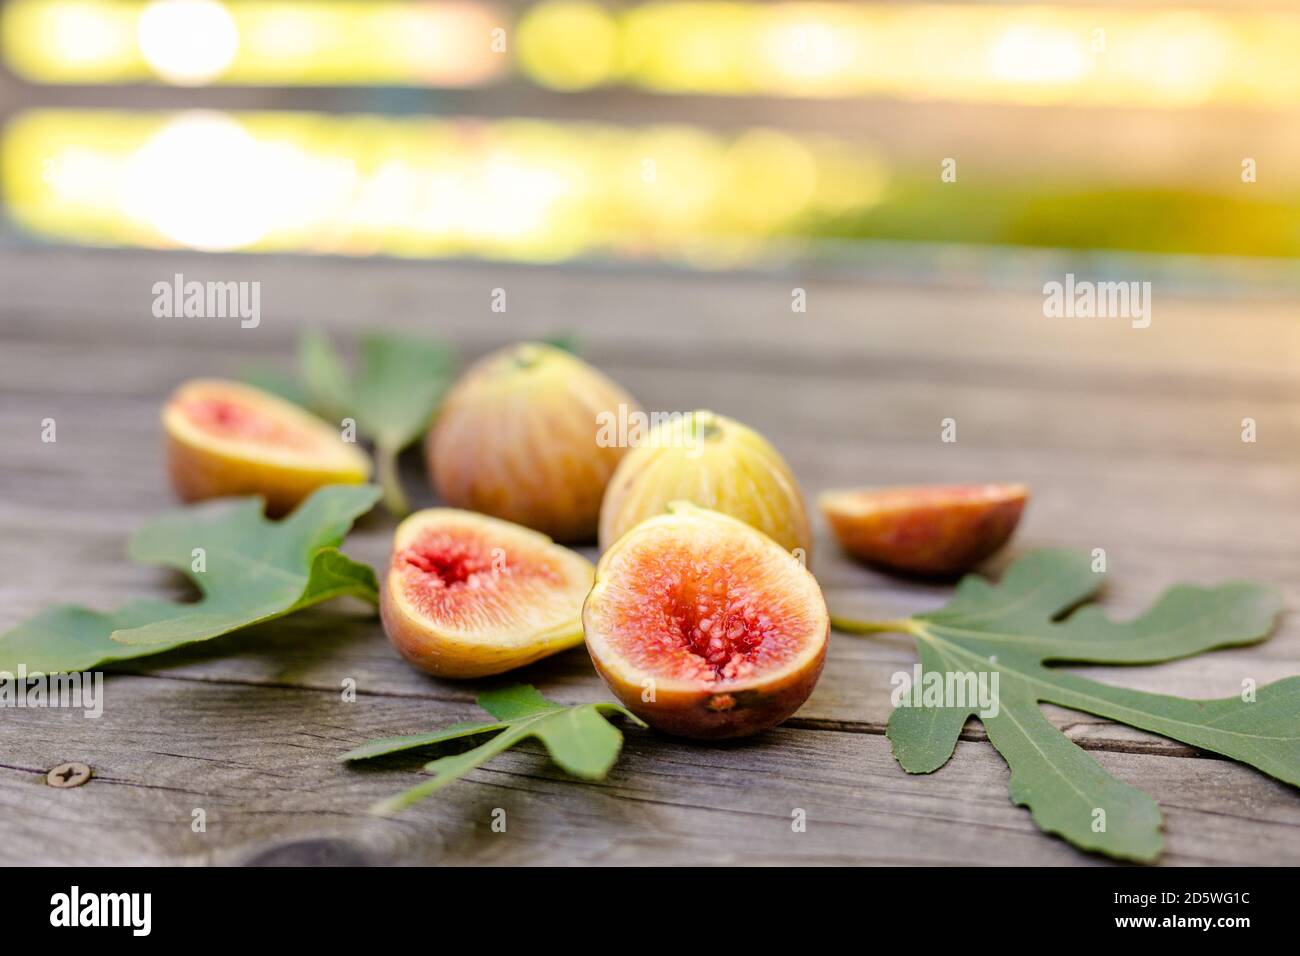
[2, 248, 1299, 386]
[6, 349, 1300, 469]
[0, 674, 1297, 866]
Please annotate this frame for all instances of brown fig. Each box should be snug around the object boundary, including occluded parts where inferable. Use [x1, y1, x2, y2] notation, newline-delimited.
[820, 483, 1029, 576]
[428, 342, 638, 542]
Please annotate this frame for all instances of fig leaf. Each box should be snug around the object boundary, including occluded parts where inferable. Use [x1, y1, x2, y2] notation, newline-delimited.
[300, 330, 455, 516]
[0, 485, 381, 673]
[341, 684, 647, 815]
[239, 366, 313, 409]
[832, 549, 1293, 863]
[541, 332, 581, 355]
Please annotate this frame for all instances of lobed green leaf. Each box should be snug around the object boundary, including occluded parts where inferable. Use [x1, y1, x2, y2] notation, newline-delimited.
[0, 485, 381, 673]
[836, 549, 1292, 862]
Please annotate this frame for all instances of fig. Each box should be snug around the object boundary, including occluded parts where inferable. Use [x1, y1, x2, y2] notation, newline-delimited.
[381, 508, 595, 678]
[584, 501, 828, 739]
[598, 410, 812, 562]
[427, 342, 638, 542]
[820, 483, 1029, 576]
[163, 378, 371, 515]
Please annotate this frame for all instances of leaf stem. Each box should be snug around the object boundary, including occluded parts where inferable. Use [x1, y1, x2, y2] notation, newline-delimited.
[371, 775, 448, 816]
[830, 614, 917, 636]
[376, 443, 410, 517]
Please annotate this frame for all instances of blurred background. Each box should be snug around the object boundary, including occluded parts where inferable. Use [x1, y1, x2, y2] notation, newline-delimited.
[0, 0, 1297, 277]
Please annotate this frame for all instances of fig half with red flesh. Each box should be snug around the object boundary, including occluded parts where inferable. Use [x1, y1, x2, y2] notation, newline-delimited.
[382, 509, 595, 678]
[820, 483, 1029, 576]
[163, 378, 371, 515]
[584, 502, 828, 739]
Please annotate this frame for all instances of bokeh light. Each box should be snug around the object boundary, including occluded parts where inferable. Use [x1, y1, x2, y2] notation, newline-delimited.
[4, 0, 510, 87]
[136, 0, 238, 85]
[3, 2, 1298, 265]
[4, 0, 1300, 109]
[2, 109, 888, 263]
[515, 0, 620, 91]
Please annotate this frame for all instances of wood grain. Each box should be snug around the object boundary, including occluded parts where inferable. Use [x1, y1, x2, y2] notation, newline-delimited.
[0, 245, 1297, 865]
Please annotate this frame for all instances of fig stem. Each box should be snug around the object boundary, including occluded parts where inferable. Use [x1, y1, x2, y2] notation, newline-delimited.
[376, 444, 410, 517]
[830, 615, 917, 636]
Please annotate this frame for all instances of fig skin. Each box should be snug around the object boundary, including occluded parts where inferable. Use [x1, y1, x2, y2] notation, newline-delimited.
[820, 483, 1029, 576]
[584, 502, 828, 739]
[427, 342, 639, 543]
[598, 410, 813, 563]
[382, 508, 595, 678]
[163, 378, 371, 516]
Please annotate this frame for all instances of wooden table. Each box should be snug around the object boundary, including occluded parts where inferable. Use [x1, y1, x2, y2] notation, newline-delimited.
[2, 245, 1297, 865]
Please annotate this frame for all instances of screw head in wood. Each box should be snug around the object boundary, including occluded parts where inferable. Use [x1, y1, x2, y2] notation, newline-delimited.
[46, 762, 92, 788]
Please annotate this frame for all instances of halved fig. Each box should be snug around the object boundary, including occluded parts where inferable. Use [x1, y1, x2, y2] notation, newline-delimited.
[584, 502, 828, 739]
[163, 378, 371, 515]
[820, 483, 1029, 576]
[381, 508, 595, 678]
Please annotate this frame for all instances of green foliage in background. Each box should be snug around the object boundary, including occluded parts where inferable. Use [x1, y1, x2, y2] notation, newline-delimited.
[813, 180, 1300, 258]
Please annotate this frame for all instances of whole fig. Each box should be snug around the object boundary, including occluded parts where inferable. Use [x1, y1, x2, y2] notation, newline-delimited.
[428, 342, 638, 542]
[599, 410, 812, 562]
